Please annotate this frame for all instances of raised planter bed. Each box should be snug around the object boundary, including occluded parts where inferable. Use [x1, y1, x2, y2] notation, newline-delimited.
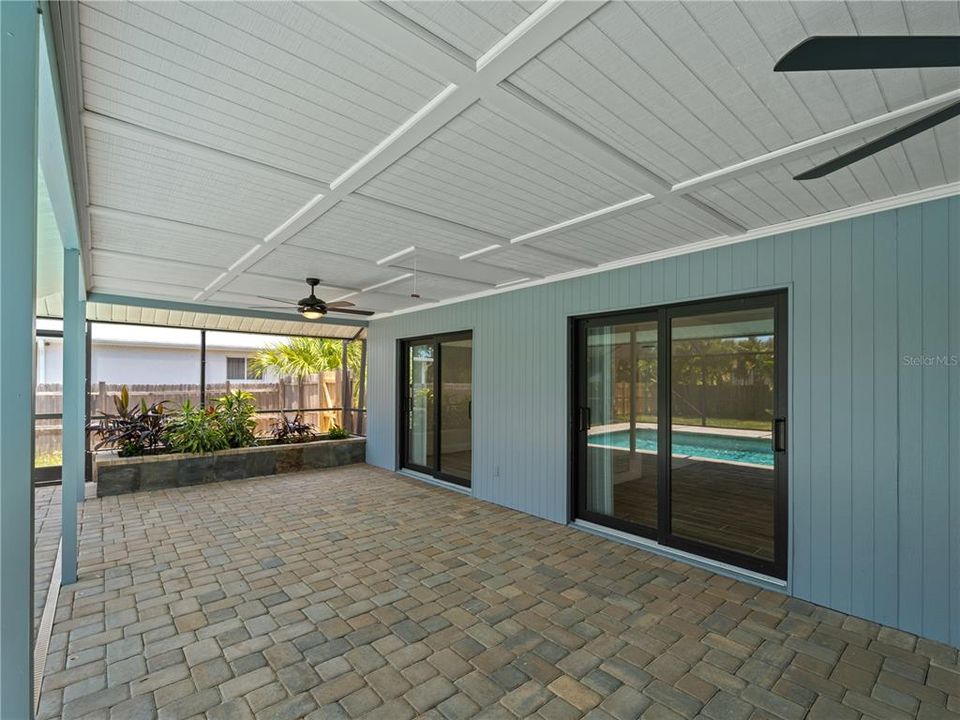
[94, 437, 365, 497]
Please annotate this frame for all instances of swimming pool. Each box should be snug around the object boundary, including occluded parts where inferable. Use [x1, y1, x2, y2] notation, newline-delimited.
[588, 428, 774, 467]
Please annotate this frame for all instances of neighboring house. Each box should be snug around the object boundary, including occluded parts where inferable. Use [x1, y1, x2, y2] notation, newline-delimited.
[35, 325, 282, 385]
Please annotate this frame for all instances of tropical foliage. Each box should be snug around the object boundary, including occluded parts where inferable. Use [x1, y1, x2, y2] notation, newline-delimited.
[249, 338, 365, 405]
[215, 390, 258, 448]
[91, 386, 328, 457]
[326, 424, 349, 440]
[89, 385, 169, 457]
[165, 400, 229, 454]
[269, 411, 317, 444]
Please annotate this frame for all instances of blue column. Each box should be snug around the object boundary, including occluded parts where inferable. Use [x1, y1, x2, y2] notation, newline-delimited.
[62, 248, 85, 585]
[0, 1, 39, 716]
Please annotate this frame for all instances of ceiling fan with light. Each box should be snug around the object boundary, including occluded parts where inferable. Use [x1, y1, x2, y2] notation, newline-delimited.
[775, 35, 960, 180]
[249, 277, 375, 319]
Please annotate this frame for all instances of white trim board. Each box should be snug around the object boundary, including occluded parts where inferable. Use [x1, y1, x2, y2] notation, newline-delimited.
[572, 520, 787, 594]
[371, 182, 960, 321]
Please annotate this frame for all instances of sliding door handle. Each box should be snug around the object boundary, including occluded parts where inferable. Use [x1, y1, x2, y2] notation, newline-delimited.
[578, 407, 591, 432]
[773, 417, 787, 452]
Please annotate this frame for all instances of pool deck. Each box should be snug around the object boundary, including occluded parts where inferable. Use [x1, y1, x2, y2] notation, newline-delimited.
[589, 422, 771, 440]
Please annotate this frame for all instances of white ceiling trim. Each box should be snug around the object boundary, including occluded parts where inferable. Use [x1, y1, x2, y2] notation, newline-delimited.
[371, 181, 960, 321]
[192, 0, 606, 303]
[672, 88, 960, 196]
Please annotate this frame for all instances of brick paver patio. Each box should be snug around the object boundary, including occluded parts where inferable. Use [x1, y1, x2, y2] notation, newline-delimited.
[39, 465, 959, 719]
[35, 484, 63, 639]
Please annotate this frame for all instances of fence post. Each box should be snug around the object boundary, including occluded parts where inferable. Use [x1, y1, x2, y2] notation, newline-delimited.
[340, 340, 352, 434]
[357, 339, 367, 435]
[98, 380, 107, 414]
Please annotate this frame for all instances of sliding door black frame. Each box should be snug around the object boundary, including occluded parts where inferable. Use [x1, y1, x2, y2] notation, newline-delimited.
[571, 310, 659, 540]
[570, 290, 788, 579]
[398, 330, 473, 488]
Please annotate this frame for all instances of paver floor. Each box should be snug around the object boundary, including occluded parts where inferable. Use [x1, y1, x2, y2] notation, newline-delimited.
[35, 484, 62, 639]
[40, 465, 959, 719]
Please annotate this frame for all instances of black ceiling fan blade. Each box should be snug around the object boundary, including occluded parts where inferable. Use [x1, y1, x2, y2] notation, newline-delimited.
[775, 36, 960, 72]
[325, 307, 375, 316]
[247, 305, 297, 309]
[255, 295, 296, 305]
[325, 300, 356, 308]
[794, 100, 960, 180]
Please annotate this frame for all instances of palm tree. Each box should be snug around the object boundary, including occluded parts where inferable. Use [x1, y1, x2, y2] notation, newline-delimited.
[249, 337, 365, 415]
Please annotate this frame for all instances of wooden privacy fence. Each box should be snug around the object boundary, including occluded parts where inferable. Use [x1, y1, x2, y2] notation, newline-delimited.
[35, 371, 363, 457]
[611, 382, 772, 424]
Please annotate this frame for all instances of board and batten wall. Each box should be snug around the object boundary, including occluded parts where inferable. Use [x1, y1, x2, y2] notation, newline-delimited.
[366, 196, 959, 647]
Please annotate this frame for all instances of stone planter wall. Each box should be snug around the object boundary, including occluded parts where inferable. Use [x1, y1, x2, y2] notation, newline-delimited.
[94, 437, 366, 497]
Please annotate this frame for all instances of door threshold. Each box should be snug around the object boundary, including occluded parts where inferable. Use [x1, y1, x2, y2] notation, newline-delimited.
[571, 519, 787, 592]
[398, 469, 472, 496]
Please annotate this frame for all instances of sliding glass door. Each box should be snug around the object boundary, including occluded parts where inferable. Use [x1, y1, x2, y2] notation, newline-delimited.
[573, 292, 787, 578]
[400, 332, 472, 487]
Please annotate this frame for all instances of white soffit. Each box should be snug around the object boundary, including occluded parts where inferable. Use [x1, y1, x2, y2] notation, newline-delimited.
[84, 126, 322, 237]
[54, 0, 960, 318]
[287, 194, 502, 263]
[77, 0, 444, 183]
[387, 1, 542, 60]
[359, 102, 650, 237]
[508, 1, 960, 184]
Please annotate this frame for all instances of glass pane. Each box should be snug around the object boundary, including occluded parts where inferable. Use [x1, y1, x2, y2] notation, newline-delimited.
[584, 319, 658, 529]
[406, 343, 435, 469]
[439, 338, 472, 481]
[35, 333, 63, 470]
[35, 419, 62, 470]
[670, 306, 776, 561]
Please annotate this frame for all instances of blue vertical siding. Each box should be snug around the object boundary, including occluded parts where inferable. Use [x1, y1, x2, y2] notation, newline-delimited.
[366, 196, 960, 646]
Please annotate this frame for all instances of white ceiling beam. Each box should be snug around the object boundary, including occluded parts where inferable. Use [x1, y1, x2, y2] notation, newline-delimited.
[193, 0, 606, 302]
[672, 88, 960, 196]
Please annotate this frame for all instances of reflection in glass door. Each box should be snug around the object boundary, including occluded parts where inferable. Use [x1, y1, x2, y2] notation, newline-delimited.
[35, 323, 64, 484]
[439, 337, 472, 483]
[577, 315, 658, 534]
[667, 301, 784, 570]
[573, 292, 787, 578]
[400, 332, 472, 487]
[405, 342, 435, 471]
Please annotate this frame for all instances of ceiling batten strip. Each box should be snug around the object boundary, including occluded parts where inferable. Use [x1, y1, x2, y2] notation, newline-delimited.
[192, 0, 605, 304]
[372, 181, 960, 321]
[672, 88, 960, 196]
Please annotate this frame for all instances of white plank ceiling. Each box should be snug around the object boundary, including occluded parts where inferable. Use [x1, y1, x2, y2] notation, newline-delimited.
[55, 0, 960, 321]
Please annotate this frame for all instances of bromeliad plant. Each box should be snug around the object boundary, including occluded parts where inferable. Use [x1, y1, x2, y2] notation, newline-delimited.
[269, 412, 317, 444]
[89, 385, 170, 457]
[215, 390, 258, 448]
[165, 400, 230, 454]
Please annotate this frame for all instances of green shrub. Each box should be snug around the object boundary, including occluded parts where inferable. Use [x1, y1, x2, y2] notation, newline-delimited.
[216, 390, 257, 448]
[327, 424, 349, 440]
[165, 400, 229, 454]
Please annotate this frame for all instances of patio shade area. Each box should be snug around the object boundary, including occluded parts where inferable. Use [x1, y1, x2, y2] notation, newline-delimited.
[2, 1, 960, 718]
[39, 467, 960, 720]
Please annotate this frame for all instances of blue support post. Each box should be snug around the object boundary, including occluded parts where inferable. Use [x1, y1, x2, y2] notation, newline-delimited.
[62, 248, 84, 584]
[0, 1, 39, 716]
